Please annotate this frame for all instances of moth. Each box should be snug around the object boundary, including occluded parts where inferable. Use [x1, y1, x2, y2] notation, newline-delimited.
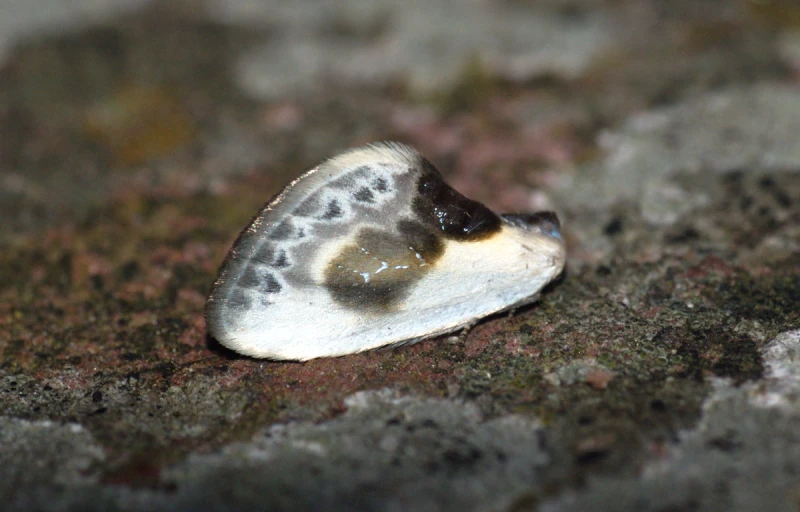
[206, 142, 566, 360]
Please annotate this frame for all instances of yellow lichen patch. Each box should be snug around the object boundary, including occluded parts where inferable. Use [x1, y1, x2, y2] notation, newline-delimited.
[83, 85, 194, 166]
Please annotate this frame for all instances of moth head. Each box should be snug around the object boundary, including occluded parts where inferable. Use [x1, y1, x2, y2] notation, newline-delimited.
[498, 211, 566, 279]
[501, 212, 562, 240]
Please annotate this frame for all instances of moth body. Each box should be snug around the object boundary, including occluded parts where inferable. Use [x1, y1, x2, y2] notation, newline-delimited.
[206, 142, 565, 360]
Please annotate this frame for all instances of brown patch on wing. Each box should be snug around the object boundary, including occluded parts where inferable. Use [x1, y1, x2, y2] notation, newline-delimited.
[324, 220, 443, 310]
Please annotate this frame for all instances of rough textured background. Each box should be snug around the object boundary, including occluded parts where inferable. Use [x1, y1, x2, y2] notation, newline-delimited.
[0, 0, 799, 511]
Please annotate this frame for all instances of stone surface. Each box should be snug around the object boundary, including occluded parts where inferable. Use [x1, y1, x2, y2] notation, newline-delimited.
[569, 85, 800, 224]
[541, 330, 800, 512]
[221, 0, 613, 97]
[0, 0, 152, 65]
[1, 0, 799, 511]
[0, 417, 105, 501]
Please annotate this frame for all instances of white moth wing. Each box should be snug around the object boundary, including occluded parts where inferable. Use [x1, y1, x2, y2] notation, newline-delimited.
[206, 142, 566, 360]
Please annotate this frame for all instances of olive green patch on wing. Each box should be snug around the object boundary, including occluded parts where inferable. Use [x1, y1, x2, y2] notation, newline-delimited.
[412, 160, 502, 241]
[324, 220, 444, 310]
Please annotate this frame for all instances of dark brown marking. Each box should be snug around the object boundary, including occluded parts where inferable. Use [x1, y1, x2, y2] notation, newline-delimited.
[270, 250, 290, 268]
[373, 177, 389, 193]
[321, 199, 343, 220]
[270, 220, 294, 240]
[237, 266, 282, 294]
[354, 187, 375, 203]
[396, 219, 444, 259]
[324, 221, 443, 310]
[412, 160, 501, 241]
[264, 273, 282, 293]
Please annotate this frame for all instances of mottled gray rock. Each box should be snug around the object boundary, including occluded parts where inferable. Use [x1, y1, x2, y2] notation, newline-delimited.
[541, 330, 800, 512]
[0, 0, 151, 64]
[158, 391, 547, 512]
[224, 0, 612, 97]
[1, 418, 105, 503]
[11, 391, 551, 512]
[565, 85, 800, 225]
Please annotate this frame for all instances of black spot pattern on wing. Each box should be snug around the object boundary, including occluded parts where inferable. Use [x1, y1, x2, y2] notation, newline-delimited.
[270, 250, 290, 268]
[321, 199, 343, 220]
[264, 273, 282, 293]
[270, 220, 294, 240]
[373, 177, 389, 193]
[354, 187, 375, 203]
[412, 159, 501, 241]
[237, 267, 282, 294]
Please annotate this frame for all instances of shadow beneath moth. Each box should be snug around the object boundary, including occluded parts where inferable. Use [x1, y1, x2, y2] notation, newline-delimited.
[206, 142, 566, 360]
